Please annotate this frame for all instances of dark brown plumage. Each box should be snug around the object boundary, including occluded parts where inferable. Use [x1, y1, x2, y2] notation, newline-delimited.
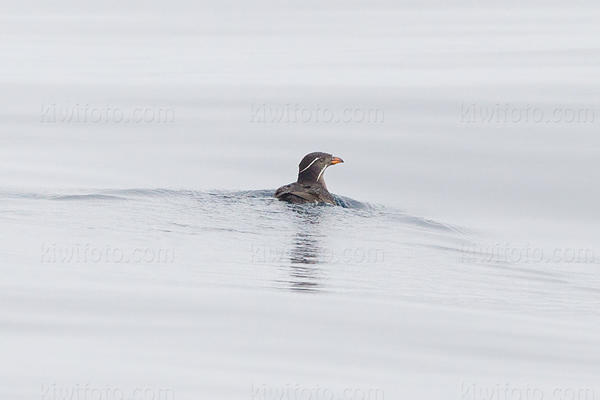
[275, 152, 344, 204]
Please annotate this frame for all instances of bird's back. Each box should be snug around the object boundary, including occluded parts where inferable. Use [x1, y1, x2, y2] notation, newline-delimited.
[275, 182, 335, 204]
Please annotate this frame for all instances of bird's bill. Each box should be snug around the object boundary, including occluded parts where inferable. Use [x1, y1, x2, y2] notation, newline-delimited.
[330, 156, 344, 165]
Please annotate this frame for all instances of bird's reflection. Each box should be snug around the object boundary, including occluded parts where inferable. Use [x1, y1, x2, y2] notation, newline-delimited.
[281, 206, 327, 293]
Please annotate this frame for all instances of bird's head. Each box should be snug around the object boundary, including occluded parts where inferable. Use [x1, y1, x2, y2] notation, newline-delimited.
[296, 152, 344, 187]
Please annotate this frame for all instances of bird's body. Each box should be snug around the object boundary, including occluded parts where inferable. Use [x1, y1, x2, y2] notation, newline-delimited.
[275, 152, 344, 205]
[275, 181, 336, 204]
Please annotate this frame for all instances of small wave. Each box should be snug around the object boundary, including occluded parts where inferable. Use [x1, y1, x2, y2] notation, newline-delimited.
[72, 188, 372, 210]
[333, 194, 375, 210]
[101, 188, 194, 198]
[51, 194, 126, 201]
[0, 191, 48, 200]
[0, 191, 126, 201]
[387, 211, 467, 235]
[0, 187, 466, 237]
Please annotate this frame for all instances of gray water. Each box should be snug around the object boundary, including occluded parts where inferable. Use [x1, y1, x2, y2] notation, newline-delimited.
[2, 1, 600, 400]
[2, 187, 600, 399]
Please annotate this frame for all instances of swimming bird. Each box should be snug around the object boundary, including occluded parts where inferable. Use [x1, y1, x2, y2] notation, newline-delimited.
[275, 152, 344, 204]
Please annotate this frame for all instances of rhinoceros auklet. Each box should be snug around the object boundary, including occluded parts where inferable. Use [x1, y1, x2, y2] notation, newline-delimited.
[275, 152, 344, 204]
